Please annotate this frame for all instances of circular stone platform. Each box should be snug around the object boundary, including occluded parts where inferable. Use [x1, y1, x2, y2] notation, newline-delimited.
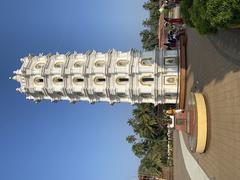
[187, 93, 207, 153]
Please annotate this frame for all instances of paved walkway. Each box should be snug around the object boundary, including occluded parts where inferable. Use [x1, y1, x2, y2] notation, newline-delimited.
[179, 131, 209, 180]
[173, 131, 191, 180]
[208, 29, 240, 66]
[185, 27, 240, 180]
[174, 27, 240, 180]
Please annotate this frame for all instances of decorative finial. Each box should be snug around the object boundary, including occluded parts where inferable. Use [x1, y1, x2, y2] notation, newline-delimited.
[12, 76, 17, 80]
[16, 88, 22, 93]
[13, 70, 22, 75]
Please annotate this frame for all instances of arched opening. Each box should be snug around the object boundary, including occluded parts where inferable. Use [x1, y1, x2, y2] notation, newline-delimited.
[164, 76, 177, 85]
[142, 77, 154, 82]
[34, 77, 44, 86]
[74, 61, 84, 68]
[116, 60, 128, 67]
[54, 61, 64, 68]
[164, 57, 177, 66]
[73, 77, 84, 85]
[140, 58, 152, 66]
[167, 78, 175, 83]
[94, 77, 106, 85]
[53, 77, 64, 85]
[35, 62, 45, 69]
[140, 76, 154, 86]
[116, 77, 129, 85]
[95, 60, 105, 67]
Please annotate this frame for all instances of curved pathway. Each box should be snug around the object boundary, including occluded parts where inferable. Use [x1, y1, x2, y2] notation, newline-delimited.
[174, 27, 240, 180]
[179, 131, 209, 180]
[186, 28, 240, 180]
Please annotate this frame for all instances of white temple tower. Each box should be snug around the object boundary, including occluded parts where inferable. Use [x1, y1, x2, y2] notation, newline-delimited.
[12, 49, 179, 105]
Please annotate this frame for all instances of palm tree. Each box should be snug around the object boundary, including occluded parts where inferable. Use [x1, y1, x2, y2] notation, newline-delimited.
[126, 135, 137, 144]
[132, 142, 148, 158]
[129, 104, 168, 140]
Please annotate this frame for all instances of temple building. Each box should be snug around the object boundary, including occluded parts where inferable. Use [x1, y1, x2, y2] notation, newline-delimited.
[12, 49, 179, 105]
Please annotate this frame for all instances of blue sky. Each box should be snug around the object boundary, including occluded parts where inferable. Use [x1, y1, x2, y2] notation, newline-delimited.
[0, 0, 148, 180]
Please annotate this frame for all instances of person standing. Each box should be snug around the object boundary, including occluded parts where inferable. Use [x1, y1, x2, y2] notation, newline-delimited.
[164, 17, 184, 25]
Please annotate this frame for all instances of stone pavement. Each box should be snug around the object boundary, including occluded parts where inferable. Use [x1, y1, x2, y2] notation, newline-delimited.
[178, 27, 240, 180]
[173, 131, 191, 180]
[179, 131, 209, 180]
[208, 29, 240, 67]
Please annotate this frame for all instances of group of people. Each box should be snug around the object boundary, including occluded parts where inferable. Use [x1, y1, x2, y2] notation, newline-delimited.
[159, 0, 180, 13]
[159, 0, 185, 50]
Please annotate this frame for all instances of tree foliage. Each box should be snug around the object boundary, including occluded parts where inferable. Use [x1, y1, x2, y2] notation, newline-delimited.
[140, 30, 159, 51]
[126, 135, 136, 144]
[140, 0, 160, 50]
[206, 0, 240, 28]
[180, 0, 240, 34]
[189, 0, 217, 34]
[126, 104, 171, 177]
[143, 1, 156, 10]
[180, 0, 194, 27]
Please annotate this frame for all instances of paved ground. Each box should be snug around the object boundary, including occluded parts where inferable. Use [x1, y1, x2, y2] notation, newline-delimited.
[174, 27, 240, 180]
[208, 29, 240, 67]
[179, 131, 209, 180]
[173, 131, 191, 180]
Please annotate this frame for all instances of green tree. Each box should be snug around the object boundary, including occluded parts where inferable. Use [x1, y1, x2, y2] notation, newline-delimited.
[126, 103, 170, 177]
[142, 18, 152, 27]
[156, 114, 172, 126]
[180, 0, 240, 34]
[128, 116, 156, 139]
[206, 0, 240, 28]
[126, 135, 137, 144]
[138, 142, 166, 177]
[143, 1, 156, 10]
[140, 30, 158, 51]
[132, 141, 149, 158]
[128, 104, 167, 140]
[190, 0, 217, 34]
[180, 0, 194, 27]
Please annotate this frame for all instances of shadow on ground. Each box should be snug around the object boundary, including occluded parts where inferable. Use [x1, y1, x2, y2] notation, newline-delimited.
[208, 29, 240, 67]
[182, 27, 240, 180]
[186, 28, 240, 93]
[186, 28, 240, 152]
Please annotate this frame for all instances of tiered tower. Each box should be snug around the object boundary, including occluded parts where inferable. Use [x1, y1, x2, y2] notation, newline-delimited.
[12, 49, 179, 105]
